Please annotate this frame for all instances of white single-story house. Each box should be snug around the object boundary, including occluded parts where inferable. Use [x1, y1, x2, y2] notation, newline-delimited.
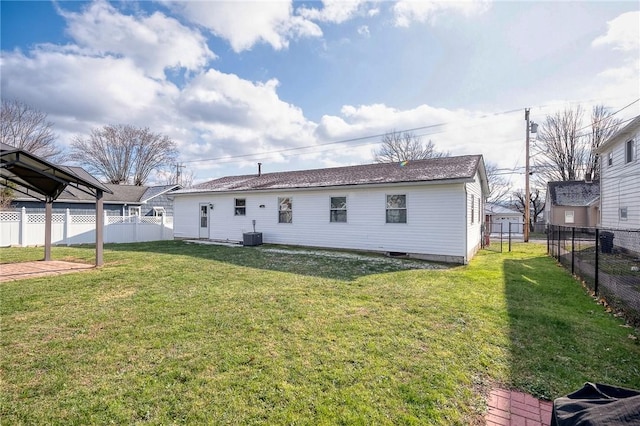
[172, 155, 489, 264]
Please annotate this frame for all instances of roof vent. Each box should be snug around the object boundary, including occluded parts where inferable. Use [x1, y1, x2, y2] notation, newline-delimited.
[258, 162, 262, 176]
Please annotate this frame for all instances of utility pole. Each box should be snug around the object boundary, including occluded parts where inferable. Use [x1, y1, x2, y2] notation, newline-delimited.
[176, 163, 184, 186]
[525, 108, 531, 242]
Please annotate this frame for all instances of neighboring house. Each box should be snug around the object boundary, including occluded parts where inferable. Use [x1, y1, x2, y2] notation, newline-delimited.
[595, 115, 640, 230]
[172, 155, 489, 264]
[11, 184, 180, 216]
[545, 180, 600, 227]
[485, 203, 523, 234]
[595, 115, 640, 254]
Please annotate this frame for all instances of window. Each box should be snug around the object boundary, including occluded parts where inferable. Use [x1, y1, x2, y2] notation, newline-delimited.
[607, 151, 613, 166]
[620, 207, 628, 220]
[386, 194, 407, 223]
[235, 198, 246, 216]
[625, 139, 635, 163]
[470, 195, 475, 224]
[330, 196, 347, 223]
[564, 210, 575, 224]
[129, 206, 141, 217]
[278, 197, 292, 223]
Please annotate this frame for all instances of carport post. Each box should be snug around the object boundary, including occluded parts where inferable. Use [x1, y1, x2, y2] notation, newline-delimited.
[44, 197, 53, 261]
[95, 189, 104, 266]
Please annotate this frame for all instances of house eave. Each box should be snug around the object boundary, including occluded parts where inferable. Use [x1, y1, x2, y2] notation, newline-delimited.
[172, 178, 474, 196]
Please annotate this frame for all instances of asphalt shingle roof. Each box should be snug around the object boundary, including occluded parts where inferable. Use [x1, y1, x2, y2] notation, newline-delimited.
[177, 155, 483, 194]
[547, 180, 600, 207]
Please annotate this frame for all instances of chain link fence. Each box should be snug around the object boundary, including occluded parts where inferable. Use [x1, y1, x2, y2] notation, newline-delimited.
[548, 225, 640, 327]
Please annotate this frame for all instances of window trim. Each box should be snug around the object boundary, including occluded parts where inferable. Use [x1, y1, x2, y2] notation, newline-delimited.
[620, 207, 628, 221]
[234, 198, 246, 216]
[278, 197, 292, 224]
[564, 210, 575, 224]
[329, 196, 347, 223]
[385, 194, 407, 224]
[470, 195, 475, 224]
[625, 139, 635, 164]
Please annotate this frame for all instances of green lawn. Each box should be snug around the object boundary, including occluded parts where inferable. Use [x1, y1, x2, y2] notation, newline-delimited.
[1, 241, 638, 425]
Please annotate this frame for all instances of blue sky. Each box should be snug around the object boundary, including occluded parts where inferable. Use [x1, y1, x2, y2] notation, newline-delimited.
[1, 1, 639, 188]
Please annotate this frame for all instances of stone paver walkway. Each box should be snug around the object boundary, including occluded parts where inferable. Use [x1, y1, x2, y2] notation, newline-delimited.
[0, 261, 94, 282]
[486, 388, 553, 426]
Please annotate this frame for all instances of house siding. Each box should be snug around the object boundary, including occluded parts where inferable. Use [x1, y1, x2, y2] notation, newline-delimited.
[465, 171, 484, 261]
[600, 126, 640, 230]
[174, 183, 469, 263]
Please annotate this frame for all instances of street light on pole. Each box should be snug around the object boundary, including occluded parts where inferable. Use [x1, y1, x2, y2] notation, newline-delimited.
[524, 109, 537, 242]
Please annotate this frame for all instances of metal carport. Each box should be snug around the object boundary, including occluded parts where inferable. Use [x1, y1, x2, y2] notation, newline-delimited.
[1, 142, 113, 266]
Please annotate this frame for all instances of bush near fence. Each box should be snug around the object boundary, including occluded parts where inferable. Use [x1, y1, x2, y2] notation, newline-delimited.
[548, 225, 640, 327]
[0, 208, 173, 247]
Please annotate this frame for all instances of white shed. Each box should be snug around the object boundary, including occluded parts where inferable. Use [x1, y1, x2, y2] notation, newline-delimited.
[172, 155, 489, 264]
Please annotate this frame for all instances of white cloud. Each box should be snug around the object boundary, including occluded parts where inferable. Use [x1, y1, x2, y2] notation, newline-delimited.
[169, 1, 322, 52]
[177, 69, 317, 155]
[316, 102, 525, 185]
[590, 11, 640, 107]
[357, 25, 370, 37]
[297, 0, 371, 24]
[57, 0, 214, 79]
[0, 47, 176, 126]
[592, 11, 640, 52]
[393, 0, 491, 27]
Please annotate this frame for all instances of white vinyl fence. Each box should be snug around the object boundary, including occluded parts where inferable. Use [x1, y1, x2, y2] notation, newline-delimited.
[0, 208, 173, 247]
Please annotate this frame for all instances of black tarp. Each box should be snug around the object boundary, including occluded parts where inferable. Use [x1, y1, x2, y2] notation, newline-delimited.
[551, 382, 640, 425]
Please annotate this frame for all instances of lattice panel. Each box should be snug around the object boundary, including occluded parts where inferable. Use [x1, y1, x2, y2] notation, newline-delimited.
[0, 212, 20, 221]
[52, 214, 65, 223]
[140, 217, 162, 224]
[27, 214, 46, 224]
[71, 215, 96, 224]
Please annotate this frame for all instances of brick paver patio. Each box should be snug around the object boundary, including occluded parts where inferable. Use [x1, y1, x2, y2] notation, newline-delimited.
[486, 388, 553, 426]
[0, 261, 94, 282]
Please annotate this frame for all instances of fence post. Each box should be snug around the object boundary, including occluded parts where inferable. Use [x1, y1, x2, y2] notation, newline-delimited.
[508, 222, 512, 252]
[65, 208, 71, 246]
[571, 227, 575, 274]
[594, 228, 599, 296]
[19, 207, 26, 247]
[547, 225, 550, 254]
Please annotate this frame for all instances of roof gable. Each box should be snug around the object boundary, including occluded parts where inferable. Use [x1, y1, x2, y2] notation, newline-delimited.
[596, 115, 640, 154]
[177, 155, 485, 194]
[547, 180, 600, 207]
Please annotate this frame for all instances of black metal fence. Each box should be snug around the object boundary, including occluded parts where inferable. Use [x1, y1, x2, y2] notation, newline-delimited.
[484, 222, 525, 253]
[548, 225, 640, 327]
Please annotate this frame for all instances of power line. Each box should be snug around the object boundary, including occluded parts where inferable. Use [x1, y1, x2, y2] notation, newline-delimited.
[182, 98, 639, 168]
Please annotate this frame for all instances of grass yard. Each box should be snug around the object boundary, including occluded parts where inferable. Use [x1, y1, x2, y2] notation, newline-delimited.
[1, 241, 639, 425]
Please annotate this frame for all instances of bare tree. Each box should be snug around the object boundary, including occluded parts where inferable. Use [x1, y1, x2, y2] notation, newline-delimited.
[0, 184, 15, 209]
[534, 106, 584, 182]
[0, 99, 62, 161]
[70, 124, 178, 185]
[485, 161, 510, 204]
[511, 188, 545, 231]
[584, 105, 622, 180]
[533, 104, 621, 183]
[373, 130, 449, 163]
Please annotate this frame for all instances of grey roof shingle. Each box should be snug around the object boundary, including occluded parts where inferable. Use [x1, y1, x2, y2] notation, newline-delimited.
[547, 180, 600, 207]
[177, 155, 483, 194]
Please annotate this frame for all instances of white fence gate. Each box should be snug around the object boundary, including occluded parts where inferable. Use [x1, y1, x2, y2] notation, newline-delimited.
[0, 208, 173, 247]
